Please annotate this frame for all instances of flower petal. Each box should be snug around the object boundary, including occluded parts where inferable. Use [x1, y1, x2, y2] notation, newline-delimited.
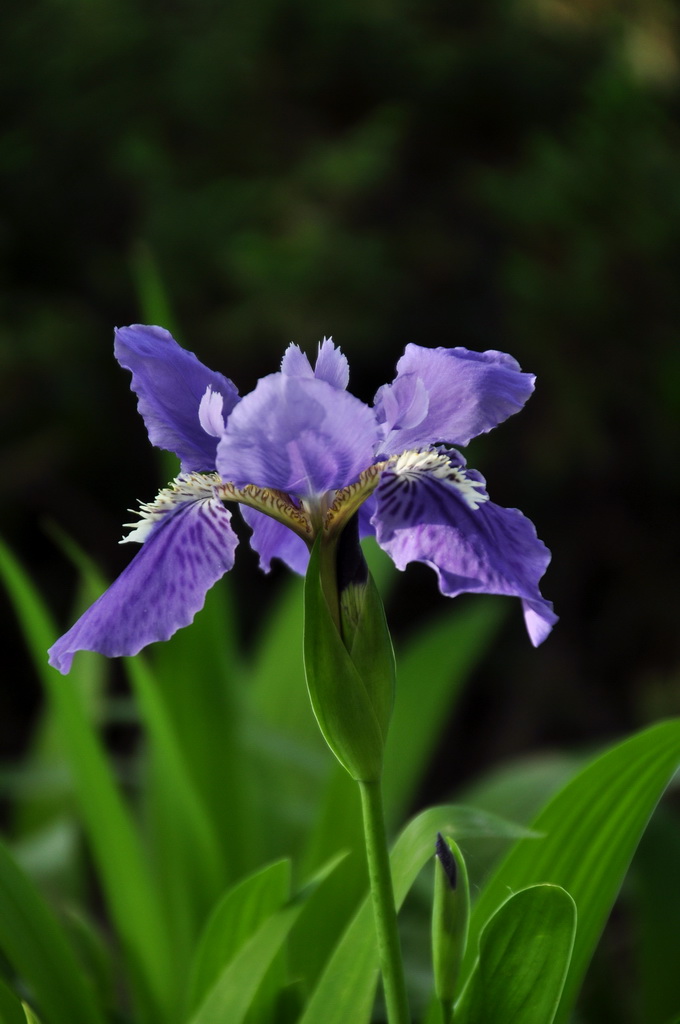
[48, 496, 238, 673]
[374, 345, 535, 454]
[372, 458, 556, 645]
[280, 343, 313, 378]
[240, 505, 310, 574]
[313, 337, 349, 389]
[216, 373, 380, 495]
[114, 325, 240, 472]
[281, 337, 349, 390]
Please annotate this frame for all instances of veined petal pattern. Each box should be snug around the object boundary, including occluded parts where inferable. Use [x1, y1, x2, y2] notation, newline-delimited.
[48, 493, 238, 672]
[372, 457, 557, 645]
[114, 325, 239, 472]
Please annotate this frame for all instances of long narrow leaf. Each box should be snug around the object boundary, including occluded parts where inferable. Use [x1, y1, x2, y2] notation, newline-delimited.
[187, 859, 291, 1017]
[0, 979, 37, 1024]
[0, 539, 174, 1023]
[149, 579, 255, 880]
[0, 840, 104, 1024]
[187, 855, 344, 1024]
[462, 719, 680, 1024]
[125, 656, 226, 961]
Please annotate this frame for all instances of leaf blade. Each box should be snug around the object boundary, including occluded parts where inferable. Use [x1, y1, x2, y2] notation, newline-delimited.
[457, 884, 576, 1024]
[462, 719, 680, 1024]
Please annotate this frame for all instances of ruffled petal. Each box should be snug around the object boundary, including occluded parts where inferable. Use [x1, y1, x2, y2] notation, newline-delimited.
[240, 505, 310, 574]
[280, 343, 313, 378]
[114, 325, 240, 472]
[313, 337, 349, 389]
[48, 495, 238, 673]
[374, 345, 535, 455]
[216, 373, 380, 496]
[372, 456, 556, 645]
[281, 337, 349, 390]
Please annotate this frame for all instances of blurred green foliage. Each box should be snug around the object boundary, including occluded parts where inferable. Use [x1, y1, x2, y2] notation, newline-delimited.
[1, 0, 679, 776]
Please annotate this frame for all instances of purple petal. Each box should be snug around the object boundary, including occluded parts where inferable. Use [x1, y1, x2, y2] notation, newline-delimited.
[240, 505, 310, 574]
[114, 325, 240, 472]
[313, 337, 349, 389]
[216, 373, 379, 496]
[281, 337, 349, 390]
[374, 345, 535, 455]
[48, 497, 238, 673]
[372, 459, 556, 645]
[280, 343, 313, 378]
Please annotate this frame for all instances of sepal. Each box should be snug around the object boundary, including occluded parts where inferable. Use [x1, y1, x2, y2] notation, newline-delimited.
[302, 532, 395, 782]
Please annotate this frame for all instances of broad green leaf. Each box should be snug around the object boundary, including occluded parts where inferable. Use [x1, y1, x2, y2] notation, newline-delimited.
[0, 539, 174, 1024]
[457, 753, 582, 886]
[187, 856, 344, 1024]
[383, 599, 505, 827]
[300, 804, 535, 1024]
[187, 859, 291, 1016]
[0, 840, 105, 1024]
[463, 719, 680, 1024]
[457, 884, 576, 1024]
[0, 979, 29, 1024]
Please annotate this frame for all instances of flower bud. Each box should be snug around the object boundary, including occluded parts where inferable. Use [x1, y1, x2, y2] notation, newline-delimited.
[432, 833, 470, 1012]
[303, 519, 395, 781]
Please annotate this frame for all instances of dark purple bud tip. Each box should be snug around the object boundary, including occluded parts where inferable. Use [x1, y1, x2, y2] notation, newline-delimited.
[337, 513, 369, 594]
[435, 832, 457, 889]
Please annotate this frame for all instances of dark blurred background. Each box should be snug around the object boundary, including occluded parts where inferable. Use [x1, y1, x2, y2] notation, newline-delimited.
[1, 0, 679, 782]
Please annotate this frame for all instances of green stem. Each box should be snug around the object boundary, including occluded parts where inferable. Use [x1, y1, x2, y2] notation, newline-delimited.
[358, 779, 411, 1024]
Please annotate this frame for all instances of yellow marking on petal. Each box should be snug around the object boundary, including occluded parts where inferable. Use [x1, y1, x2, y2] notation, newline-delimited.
[324, 461, 386, 536]
[217, 481, 313, 540]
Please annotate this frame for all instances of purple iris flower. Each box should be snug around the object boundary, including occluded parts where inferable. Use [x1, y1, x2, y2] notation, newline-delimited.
[48, 325, 556, 674]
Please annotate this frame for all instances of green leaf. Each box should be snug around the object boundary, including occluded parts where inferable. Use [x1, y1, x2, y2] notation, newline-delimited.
[463, 719, 680, 1024]
[0, 979, 29, 1024]
[246, 574, 329, 861]
[0, 539, 174, 1024]
[457, 884, 576, 1024]
[125, 656, 227, 962]
[0, 840, 105, 1024]
[148, 579, 254, 880]
[300, 804, 535, 1024]
[187, 856, 344, 1024]
[187, 860, 291, 1017]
